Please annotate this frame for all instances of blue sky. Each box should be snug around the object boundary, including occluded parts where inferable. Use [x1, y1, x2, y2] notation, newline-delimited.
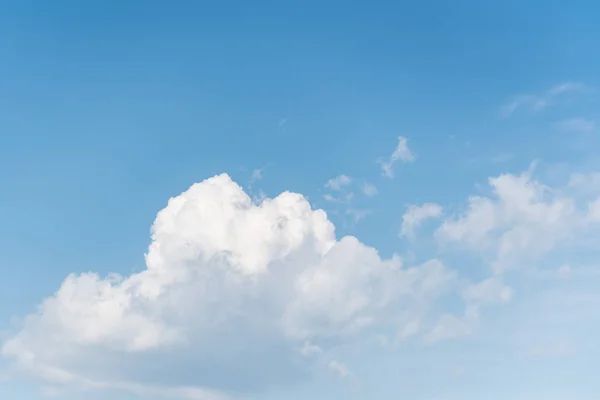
[1, 1, 600, 399]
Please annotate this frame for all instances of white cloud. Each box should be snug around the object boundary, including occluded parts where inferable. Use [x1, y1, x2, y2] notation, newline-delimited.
[250, 167, 264, 184]
[568, 172, 600, 193]
[248, 166, 269, 203]
[8, 167, 600, 399]
[325, 175, 352, 191]
[500, 82, 589, 117]
[328, 360, 352, 378]
[549, 82, 588, 95]
[398, 319, 420, 340]
[323, 175, 354, 210]
[2, 174, 455, 399]
[462, 277, 513, 305]
[400, 203, 443, 238]
[299, 342, 323, 358]
[346, 208, 372, 224]
[558, 117, 595, 133]
[424, 314, 473, 345]
[434, 169, 596, 273]
[323, 192, 354, 203]
[361, 182, 378, 197]
[323, 176, 375, 224]
[423, 276, 506, 345]
[380, 137, 415, 178]
[428, 168, 600, 349]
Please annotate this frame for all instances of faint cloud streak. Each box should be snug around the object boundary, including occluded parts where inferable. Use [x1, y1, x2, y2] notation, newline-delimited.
[500, 82, 589, 117]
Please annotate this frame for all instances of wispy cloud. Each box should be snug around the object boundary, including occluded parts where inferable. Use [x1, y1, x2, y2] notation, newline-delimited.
[278, 118, 288, 134]
[328, 360, 352, 378]
[361, 182, 378, 197]
[347, 208, 372, 223]
[380, 136, 415, 178]
[500, 82, 589, 117]
[489, 152, 514, 164]
[400, 203, 443, 237]
[299, 342, 323, 358]
[558, 117, 595, 133]
[323, 192, 354, 203]
[247, 166, 271, 204]
[324, 175, 354, 203]
[323, 175, 373, 224]
[325, 174, 352, 191]
[250, 167, 264, 184]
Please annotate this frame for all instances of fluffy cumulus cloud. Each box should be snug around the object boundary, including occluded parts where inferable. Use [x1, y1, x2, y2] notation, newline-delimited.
[436, 168, 600, 273]
[423, 166, 600, 349]
[400, 203, 443, 238]
[2, 174, 456, 399]
[425, 167, 600, 353]
[5, 167, 600, 399]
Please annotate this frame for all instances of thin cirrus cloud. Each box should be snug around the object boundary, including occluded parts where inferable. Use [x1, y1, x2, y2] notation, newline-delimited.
[380, 136, 415, 178]
[557, 117, 595, 133]
[500, 82, 589, 117]
[346, 208, 372, 223]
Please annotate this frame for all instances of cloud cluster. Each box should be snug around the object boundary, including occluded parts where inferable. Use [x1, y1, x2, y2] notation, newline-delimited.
[436, 168, 599, 273]
[5, 156, 600, 399]
[2, 174, 455, 399]
[419, 167, 600, 345]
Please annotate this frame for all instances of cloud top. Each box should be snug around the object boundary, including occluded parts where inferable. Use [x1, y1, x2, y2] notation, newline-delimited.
[2, 174, 453, 398]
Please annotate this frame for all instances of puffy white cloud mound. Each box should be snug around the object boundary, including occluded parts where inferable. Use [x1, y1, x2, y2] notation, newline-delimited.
[2, 174, 453, 398]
